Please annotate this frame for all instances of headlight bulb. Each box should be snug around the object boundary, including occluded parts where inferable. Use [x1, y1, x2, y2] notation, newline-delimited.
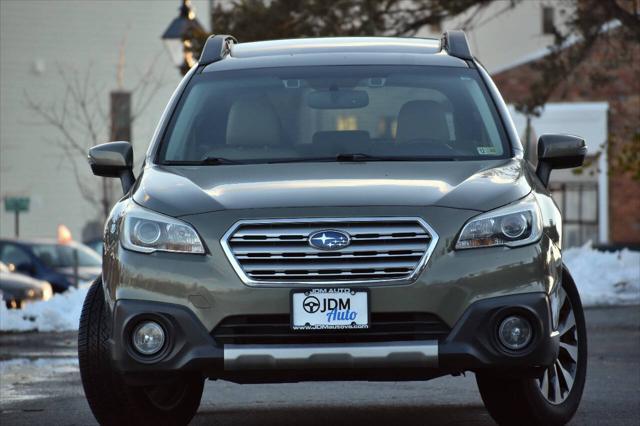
[500, 213, 529, 239]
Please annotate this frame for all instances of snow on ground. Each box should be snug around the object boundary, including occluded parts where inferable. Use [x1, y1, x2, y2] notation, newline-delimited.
[0, 246, 638, 332]
[0, 286, 89, 332]
[564, 244, 640, 307]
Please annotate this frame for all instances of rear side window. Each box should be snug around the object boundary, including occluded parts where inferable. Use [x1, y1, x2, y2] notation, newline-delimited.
[159, 65, 509, 163]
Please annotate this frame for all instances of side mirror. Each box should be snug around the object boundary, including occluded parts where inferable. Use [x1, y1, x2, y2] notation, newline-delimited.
[535, 134, 587, 187]
[88, 141, 135, 193]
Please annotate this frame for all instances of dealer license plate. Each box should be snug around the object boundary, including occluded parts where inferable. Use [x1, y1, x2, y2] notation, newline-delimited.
[291, 288, 369, 330]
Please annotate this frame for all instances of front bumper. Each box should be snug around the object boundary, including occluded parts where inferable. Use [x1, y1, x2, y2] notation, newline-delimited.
[110, 292, 558, 384]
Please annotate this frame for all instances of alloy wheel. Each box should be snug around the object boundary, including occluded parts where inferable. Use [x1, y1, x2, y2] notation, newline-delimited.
[537, 285, 579, 404]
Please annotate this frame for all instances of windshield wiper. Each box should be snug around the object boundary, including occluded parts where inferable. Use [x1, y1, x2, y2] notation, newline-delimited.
[200, 156, 243, 165]
[164, 154, 453, 166]
[335, 153, 381, 162]
[163, 157, 244, 166]
[335, 153, 437, 162]
[266, 154, 445, 164]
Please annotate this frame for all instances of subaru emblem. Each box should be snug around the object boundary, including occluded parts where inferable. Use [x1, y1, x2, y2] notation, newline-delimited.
[308, 230, 351, 251]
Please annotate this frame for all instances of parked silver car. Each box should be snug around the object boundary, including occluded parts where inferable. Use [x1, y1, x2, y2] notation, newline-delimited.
[0, 261, 52, 308]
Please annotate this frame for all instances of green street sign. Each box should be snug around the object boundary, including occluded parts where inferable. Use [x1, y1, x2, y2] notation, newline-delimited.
[4, 197, 30, 213]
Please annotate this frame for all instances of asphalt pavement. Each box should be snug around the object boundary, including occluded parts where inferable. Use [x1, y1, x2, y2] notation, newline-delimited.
[1, 306, 638, 426]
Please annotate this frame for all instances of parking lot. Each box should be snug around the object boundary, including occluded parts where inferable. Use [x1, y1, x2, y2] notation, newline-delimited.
[0, 306, 638, 425]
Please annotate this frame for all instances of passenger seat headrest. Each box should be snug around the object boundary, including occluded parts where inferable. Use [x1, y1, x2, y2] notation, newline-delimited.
[396, 100, 451, 143]
[226, 97, 282, 146]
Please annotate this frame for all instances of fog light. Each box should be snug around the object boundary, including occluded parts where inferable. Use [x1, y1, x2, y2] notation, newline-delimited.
[132, 321, 165, 355]
[498, 315, 532, 351]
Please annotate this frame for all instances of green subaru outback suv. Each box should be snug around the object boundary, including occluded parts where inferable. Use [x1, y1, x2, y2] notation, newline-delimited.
[79, 32, 588, 425]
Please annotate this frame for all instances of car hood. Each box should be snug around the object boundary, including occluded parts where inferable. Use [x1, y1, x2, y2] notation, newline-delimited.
[133, 159, 532, 217]
[0, 271, 46, 291]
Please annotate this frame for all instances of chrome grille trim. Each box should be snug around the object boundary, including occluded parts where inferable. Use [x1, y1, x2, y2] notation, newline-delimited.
[221, 217, 439, 286]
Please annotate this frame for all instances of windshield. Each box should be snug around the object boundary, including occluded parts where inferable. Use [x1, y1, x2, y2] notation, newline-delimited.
[159, 65, 509, 164]
[31, 243, 101, 268]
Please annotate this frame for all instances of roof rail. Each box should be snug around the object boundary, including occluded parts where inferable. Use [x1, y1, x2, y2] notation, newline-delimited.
[441, 30, 472, 61]
[199, 34, 237, 66]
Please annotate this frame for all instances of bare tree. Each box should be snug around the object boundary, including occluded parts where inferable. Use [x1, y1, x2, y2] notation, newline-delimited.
[25, 47, 167, 220]
[208, 0, 499, 43]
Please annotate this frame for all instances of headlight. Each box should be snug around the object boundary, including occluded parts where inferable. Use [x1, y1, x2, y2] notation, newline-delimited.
[455, 193, 542, 249]
[41, 282, 53, 301]
[121, 203, 205, 254]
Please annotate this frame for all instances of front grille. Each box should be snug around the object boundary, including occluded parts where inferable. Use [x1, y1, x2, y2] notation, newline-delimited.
[213, 313, 450, 345]
[221, 218, 437, 285]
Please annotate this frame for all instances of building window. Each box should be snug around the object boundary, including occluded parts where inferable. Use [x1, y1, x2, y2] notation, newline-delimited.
[550, 182, 599, 248]
[542, 6, 555, 34]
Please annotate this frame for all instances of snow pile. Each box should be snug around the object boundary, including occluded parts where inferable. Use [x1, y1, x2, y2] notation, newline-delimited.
[0, 285, 89, 332]
[0, 246, 638, 332]
[564, 244, 640, 306]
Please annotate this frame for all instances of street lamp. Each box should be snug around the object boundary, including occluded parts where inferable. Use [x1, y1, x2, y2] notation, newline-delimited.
[162, 0, 207, 75]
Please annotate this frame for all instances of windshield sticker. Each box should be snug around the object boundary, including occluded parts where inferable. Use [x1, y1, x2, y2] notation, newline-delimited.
[477, 146, 498, 155]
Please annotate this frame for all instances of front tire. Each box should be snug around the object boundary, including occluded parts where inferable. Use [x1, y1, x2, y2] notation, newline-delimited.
[78, 277, 204, 425]
[476, 268, 587, 425]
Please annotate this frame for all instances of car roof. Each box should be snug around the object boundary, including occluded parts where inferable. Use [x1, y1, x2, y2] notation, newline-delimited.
[203, 36, 468, 73]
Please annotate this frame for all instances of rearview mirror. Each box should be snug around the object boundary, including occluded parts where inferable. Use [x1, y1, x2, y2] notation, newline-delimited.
[535, 134, 587, 187]
[88, 141, 135, 194]
[307, 89, 369, 109]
